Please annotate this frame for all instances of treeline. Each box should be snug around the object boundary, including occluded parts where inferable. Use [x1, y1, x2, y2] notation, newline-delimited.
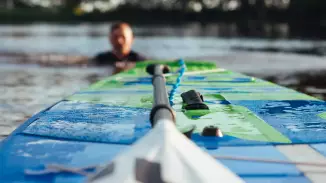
[0, 0, 325, 24]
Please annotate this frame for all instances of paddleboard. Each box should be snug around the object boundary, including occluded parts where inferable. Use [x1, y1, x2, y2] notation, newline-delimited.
[1, 60, 326, 183]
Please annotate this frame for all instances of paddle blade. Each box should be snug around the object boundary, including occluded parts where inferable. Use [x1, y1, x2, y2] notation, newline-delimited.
[87, 120, 243, 183]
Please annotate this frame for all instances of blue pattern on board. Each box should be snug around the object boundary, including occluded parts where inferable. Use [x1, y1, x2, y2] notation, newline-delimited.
[0, 134, 311, 183]
[311, 144, 326, 158]
[22, 101, 152, 144]
[123, 78, 258, 86]
[206, 78, 254, 82]
[187, 76, 206, 80]
[231, 100, 326, 144]
[0, 135, 128, 183]
[75, 86, 289, 97]
[206, 146, 310, 183]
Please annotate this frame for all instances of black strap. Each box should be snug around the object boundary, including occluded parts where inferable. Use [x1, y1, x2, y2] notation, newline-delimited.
[181, 90, 209, 110]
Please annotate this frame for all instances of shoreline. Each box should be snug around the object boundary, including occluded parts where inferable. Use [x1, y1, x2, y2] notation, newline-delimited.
[0, 20, 325, 41]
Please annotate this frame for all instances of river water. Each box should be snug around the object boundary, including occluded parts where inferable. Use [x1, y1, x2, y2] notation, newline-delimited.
[1, 22, 326, 140]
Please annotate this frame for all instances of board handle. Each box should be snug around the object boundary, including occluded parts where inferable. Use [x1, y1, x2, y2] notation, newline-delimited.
[181, 90, 209, 110]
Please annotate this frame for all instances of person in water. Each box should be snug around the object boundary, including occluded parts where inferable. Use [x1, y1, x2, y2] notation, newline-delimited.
[22, 22, 146, 73]
[91, 22, 147, 73]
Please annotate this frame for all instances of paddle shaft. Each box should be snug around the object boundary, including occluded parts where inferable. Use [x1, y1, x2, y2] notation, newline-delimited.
[147, 64, 175, 126]
[152, 65, 170, 106]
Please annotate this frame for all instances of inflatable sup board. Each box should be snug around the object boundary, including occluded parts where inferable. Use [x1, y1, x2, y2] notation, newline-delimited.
[1, 60, 326, 183]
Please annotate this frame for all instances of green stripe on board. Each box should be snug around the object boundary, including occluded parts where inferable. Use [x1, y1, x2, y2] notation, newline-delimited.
[209, 93, 320, 101]
[318, 112, 326, 120]
[181, 81, 274, 87]
[112, 60, 218, 78]
[204, 92, 319, 101]
[174, 103, 291, 143]
[66, 92, 153, 108]
[87, 60, 219, 90]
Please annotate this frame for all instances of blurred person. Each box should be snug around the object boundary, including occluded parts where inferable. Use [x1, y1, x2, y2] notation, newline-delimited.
[91, 22, 147, 73]
[11, 22, 146, 74]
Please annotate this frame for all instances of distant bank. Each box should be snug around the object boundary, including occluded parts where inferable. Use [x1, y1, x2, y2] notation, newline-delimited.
[0, 7, 325, 24]
[1, 8, 326, 42]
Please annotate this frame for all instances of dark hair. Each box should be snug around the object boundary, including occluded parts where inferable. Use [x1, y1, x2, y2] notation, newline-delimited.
[110, 22, 132, 33]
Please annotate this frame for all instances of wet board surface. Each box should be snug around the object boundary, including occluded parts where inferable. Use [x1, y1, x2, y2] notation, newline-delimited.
[1, 60, 326, 183]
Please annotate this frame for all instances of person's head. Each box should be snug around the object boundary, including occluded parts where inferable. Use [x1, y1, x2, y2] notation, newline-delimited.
[109, 22, 134, 56]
